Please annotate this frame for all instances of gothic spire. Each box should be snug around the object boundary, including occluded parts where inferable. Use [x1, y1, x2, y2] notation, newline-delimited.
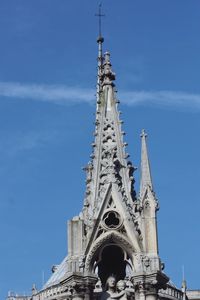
[82, 36, 137, 222]
[140, 129, 153, 198]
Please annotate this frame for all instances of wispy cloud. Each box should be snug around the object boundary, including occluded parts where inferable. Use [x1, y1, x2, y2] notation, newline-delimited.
[0, 82, 94, 105]
[0, 81, 200, 111]
[120, 90, 200, 111]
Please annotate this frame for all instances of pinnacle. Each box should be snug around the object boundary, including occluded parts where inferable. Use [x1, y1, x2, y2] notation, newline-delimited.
[140, 129, 147, 138]
[140, 129, 153, 197]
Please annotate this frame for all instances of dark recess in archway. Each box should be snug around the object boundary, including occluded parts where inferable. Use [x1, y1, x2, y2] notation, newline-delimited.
[98, 245, 126, 287]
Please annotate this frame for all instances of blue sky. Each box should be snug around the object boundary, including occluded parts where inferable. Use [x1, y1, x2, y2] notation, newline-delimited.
[0, 0, 200, 298]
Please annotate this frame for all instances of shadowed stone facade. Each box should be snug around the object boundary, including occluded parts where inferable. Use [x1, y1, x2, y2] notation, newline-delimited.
[7, 34, 200, 300]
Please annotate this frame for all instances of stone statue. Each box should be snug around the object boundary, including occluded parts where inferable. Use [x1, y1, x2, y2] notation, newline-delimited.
[100, 276, 117, 299]
[110, 280, 127, 299]
[99, 277, 133, 300]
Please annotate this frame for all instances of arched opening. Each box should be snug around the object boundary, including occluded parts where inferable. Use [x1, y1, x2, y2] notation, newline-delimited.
[97, 245, 126, 287]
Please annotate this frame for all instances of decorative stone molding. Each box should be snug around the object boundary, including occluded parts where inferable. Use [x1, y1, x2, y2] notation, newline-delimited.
[61, 273, 98, 300]
[133, 271, 169, 293]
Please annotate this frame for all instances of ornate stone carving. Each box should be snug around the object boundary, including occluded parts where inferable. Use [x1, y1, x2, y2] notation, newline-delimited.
[127, 161, 137, 200]
[101, 52, 116, 86]
[62, 274, 98, 300]
[102, 210, 122, 230]
[121, 194, 142, 236]
[98, 276, 134, 300]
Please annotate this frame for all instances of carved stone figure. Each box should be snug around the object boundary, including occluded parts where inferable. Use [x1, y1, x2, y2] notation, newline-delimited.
[115, 280, 127, 299]
[100, 276, 117, 300]
[99, 277, 133, 300]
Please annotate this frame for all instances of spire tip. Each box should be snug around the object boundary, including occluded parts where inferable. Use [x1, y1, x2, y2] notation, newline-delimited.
[141, 129, 147, 138]
[95, 3, 105, 41]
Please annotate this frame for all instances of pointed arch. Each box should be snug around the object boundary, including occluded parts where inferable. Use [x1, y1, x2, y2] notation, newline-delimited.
[85, 230, 135, 273]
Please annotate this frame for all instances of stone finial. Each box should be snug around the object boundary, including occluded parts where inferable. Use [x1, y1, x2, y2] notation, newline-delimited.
[102, 52, 116, 85]
[140, 129, 153, 198]
[182, 279, 187, 300]
[32, 284, 37, 295]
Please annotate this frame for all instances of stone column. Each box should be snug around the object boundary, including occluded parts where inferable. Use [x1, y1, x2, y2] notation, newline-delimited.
[63, 273, 97, 300]
[133, 271, 169, 300]
[145, 287, 157, 300]
[84, 275, 98, 300]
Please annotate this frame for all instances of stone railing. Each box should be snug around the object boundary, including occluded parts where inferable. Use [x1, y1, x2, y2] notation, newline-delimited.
[159, 285, 183, 300]
[6, 285, 67, 300]
[32, 285, 69, 300]
[6, 294, 31, 300]
[187, 290, 200, 300]
[7, 283, 185, 300]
